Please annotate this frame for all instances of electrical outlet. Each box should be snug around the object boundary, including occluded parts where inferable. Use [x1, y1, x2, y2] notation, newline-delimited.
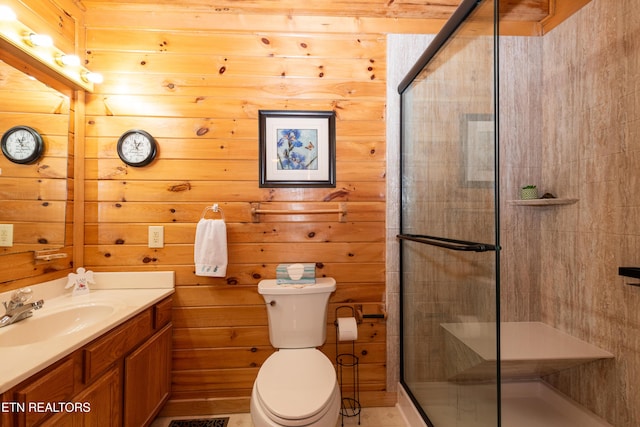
[148, 225, 164, 248]
[0, 224, 13, 247]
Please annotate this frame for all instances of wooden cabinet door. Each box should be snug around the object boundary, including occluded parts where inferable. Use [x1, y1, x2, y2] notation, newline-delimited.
[13, 357, 76, 427]
[41, 367, 121, 427]
[123, 323, 172, 427]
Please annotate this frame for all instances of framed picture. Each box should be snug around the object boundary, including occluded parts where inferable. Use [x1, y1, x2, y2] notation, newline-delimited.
[259, 110, 336, 188]
[461, 114, 495, 187]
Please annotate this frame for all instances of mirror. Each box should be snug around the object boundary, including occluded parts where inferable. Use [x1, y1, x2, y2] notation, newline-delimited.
[0, 59, 69, 255]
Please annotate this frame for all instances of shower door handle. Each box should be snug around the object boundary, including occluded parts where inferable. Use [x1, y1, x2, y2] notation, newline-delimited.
[397, 233, 497, 252]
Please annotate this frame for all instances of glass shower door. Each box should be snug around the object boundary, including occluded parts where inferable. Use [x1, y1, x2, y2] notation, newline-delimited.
[398, 0, 500, 426]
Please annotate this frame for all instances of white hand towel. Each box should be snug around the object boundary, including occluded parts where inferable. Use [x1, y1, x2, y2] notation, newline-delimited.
[194, 218, 227, 277]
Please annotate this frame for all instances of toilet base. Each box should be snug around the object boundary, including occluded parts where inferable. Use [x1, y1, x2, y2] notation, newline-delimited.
[250, 382, 341, 427]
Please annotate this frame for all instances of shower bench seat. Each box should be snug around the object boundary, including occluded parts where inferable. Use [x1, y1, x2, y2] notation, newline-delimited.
[440, 321, 613, 381]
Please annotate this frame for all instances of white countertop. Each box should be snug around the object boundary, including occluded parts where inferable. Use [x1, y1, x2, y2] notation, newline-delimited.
[0, 271, 175, 393]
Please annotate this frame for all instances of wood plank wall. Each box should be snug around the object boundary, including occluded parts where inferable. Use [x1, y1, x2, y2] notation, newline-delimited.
[82, 8, 390, 413]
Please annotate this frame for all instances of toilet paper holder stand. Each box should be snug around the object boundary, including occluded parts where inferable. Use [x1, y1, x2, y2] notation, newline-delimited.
[334, 306, 361, 426]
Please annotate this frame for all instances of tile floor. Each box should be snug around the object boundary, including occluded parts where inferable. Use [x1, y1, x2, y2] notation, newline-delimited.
[151, 406, 409, 427]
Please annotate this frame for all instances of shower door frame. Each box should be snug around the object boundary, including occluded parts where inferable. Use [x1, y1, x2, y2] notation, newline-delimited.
[396, 0, 502, 425]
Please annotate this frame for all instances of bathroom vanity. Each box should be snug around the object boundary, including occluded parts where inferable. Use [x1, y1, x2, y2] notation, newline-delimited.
[0, 271, 174, 427]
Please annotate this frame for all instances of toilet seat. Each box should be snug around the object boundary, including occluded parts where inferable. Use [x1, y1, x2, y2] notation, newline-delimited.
[255, 348, 338, 426]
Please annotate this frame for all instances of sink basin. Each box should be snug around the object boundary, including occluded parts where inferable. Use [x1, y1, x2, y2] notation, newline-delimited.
[0, 302, 121, 346]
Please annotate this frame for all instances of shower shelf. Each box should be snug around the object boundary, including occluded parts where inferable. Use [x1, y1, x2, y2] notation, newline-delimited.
[509, 198, 578, 206]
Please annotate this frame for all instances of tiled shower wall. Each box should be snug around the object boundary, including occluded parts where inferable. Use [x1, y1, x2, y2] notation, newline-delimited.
[498, 34, 544, 323]
[386, 33, 436, 392]
[502, 0, 640, 425]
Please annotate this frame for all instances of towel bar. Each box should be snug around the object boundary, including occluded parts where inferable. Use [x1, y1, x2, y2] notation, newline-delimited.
[34, 249, 68, 262]
[250, 202, 346, 222]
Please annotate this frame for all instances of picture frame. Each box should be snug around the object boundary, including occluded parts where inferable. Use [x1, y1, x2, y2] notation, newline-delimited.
[259, 110, 336, 188]
[461, 114, 495, 187]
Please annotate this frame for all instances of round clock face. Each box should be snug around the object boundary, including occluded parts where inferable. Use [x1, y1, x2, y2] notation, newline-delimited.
[117, 130, 157, 167]
[1, 126, 44, 164]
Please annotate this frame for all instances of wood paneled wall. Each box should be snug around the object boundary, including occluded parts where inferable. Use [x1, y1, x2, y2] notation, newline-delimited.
[82, 7, 390, 413]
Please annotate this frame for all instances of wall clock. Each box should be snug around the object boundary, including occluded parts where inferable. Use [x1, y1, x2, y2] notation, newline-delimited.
[117, 129, 157, 167]
[1, 125, 44, 164]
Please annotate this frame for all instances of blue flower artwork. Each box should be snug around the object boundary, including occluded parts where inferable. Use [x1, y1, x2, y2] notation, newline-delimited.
[276, 128, 318, 170]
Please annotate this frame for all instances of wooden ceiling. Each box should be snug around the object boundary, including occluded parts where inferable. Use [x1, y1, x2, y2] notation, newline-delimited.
[80, 0, 543, 20]
[80, 0, 592, 36]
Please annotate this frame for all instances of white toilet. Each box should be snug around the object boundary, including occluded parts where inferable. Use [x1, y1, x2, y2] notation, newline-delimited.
[250, 277, 341, 427]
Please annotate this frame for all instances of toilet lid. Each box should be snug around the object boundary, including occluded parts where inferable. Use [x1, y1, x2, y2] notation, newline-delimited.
[256, 348, 337, 422]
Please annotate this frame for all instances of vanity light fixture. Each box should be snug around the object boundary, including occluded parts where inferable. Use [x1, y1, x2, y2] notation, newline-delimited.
[0, 5, 102, 92]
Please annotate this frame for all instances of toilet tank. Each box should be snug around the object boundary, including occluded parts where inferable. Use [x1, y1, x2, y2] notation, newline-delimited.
[258, 277, 336, 349]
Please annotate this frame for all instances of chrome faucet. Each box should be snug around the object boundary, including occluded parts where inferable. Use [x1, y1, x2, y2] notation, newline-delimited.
[0, 288, 44, 328]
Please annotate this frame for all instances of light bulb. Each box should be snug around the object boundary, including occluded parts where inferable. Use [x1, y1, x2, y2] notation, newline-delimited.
[25, 33, 53, 47]
[55, 54, 81, 67]
[81, 71, 103, 84]
[0, 5, 16, 20]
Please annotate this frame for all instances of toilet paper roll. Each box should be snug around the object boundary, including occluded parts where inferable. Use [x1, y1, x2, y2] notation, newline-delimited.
[337, 317, 358, 341]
